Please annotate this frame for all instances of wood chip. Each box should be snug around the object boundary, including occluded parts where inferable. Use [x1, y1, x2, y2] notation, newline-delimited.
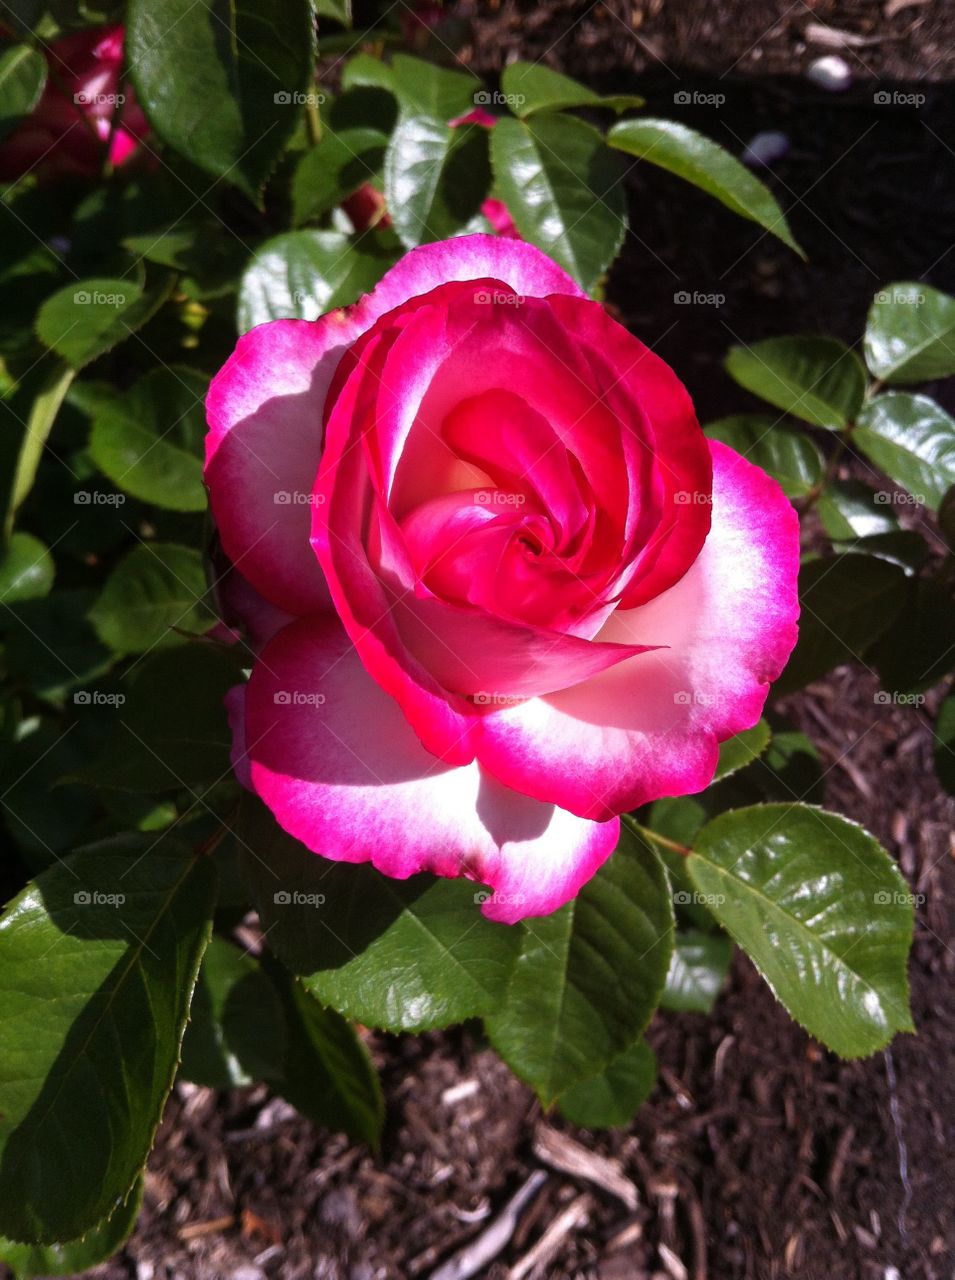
[533, 1125, 639, 1211]
[429, 1171, 547, 1280]
[508, 1193, 591, 1280]
[177, 1215, 235, 1241]
[659, 1242, 689, 1280]
[804, 21, 880, 47]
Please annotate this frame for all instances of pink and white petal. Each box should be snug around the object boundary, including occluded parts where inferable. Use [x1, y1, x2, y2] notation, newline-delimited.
[205, 318, 356, 615]
[242, 617, 619, 922]
[474, 441, 801, 819]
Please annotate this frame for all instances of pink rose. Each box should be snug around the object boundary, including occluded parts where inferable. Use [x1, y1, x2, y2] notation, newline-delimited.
[205, 236, 799, 922]
[0, 25, 148, 182]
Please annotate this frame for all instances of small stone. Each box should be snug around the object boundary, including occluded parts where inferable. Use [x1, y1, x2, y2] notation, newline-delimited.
[807, 54, 852, 90]
[741, 130, 790, 167]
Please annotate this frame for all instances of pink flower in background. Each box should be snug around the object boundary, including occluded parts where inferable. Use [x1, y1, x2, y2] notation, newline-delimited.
[480, 197, 520, 239]
[341, 183, 392, 234]
[0, 25, 148, 182]
[205, 236, 799, 922]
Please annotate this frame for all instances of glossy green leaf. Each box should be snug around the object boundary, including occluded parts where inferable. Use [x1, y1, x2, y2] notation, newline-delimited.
[863, 282, 955, 384]
[237, 229, 396, 332]
[0, 1178, 143, 1277]
[0, 43, 46, 141]
[340, 52, 396, 95]
[557, 1037, 656, 1129]
[870, 578, 955, 694]
[934, 695, 955, 796]
[35, 276, 173, 370]
[724, 337, 865, 429]
[380, 58, 485, 249]
[486, 820, 673, 1104]
[180, 937, 286, 1088]
[776, 553, 906, 693]
[88, 542, 214, 655]
[687, 804, 914, 1057]
[713, 718, 770, 782]
[490, 113, 625, 292]
[854, 392, 955, 512]
[501, 61, 643, 117]
[607, 117, 801, 253]
[238, 798, 521, 1033]
[0, 532, 53, 603]
[704, 416, 824, 497]
[315, 0, 351, 24]
[126, 0, 315, 201]
[292, 125, 388, 225]
[88, 367, 208, 512]
[0, 835, 216, 1243]
[68, 644, 242, 793]
[660, 929, 732, 1013]
[817, 478, 898, 542]
[3, 361, 75, 539]
[265, 960, 383, 1147]
[834, 530, 929, 576]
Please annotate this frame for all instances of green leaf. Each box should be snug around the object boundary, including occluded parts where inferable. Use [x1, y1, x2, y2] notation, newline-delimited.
[88, 367, 208, 512]
[315, 0, 351, 25]
[180, 937, 286, 1088]
[486, 820, 673, 1104]
[0, 835, 216, 1243]
[490, 114, 625, 292]
[291, 124, 388, 225]
[0, 1178, 143, 1277]
[264, 959, 383, 1148]
[389, 53, 477, 117]
[3, 361, 75, 539]
[817, 479, 899, 541]
[69, 644, 242, 793]
[237, 229, 396, 332]
[606, 118, 801, 254]
[0, 43, 46, 141]
[88, 542, 214, 655]
[238, 797, 522, 1033]
[557, 1038, 656, 1129]
[713, 718, 770, 782]
[126, 0, 315, 201]
[686, 804, 914, 1057]
[0, 532, 53, 603]
[870, 578, 955, 695]
[704, 416, 823, 498]
[724, 337, 866, 429]
[340, 52, 396, 95]
[35, 276, 173, 370]
[660, 929, 732, 1013]
[863, 282, 955, 384]
[834, 530, 929, 576]
[854, 392, 955, 512]
[776, 553, 906, 694]
[934, 695, 955, 796]
[501, 62, 643, 117]
[2, 589, 112, 703]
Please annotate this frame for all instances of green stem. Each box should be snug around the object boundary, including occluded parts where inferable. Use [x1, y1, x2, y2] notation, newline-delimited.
[305, 96, 323, 147]
[631, 822, 692, 858]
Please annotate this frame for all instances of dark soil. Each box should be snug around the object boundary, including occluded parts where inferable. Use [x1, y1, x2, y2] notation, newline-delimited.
[49, 4, 955, 1279]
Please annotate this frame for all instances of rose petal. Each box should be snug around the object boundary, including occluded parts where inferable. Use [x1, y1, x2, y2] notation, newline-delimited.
[239, 616, 620, 922]
[474, 441, 801, 819]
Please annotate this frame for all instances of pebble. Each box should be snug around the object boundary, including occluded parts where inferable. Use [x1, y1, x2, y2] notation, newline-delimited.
[741, 130, 790, 167]
[807, 54, 853, 90]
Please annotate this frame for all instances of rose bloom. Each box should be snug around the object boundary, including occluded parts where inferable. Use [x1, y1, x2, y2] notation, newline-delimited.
[206, 236, 799, 922]
[0, 25, 148, 182]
